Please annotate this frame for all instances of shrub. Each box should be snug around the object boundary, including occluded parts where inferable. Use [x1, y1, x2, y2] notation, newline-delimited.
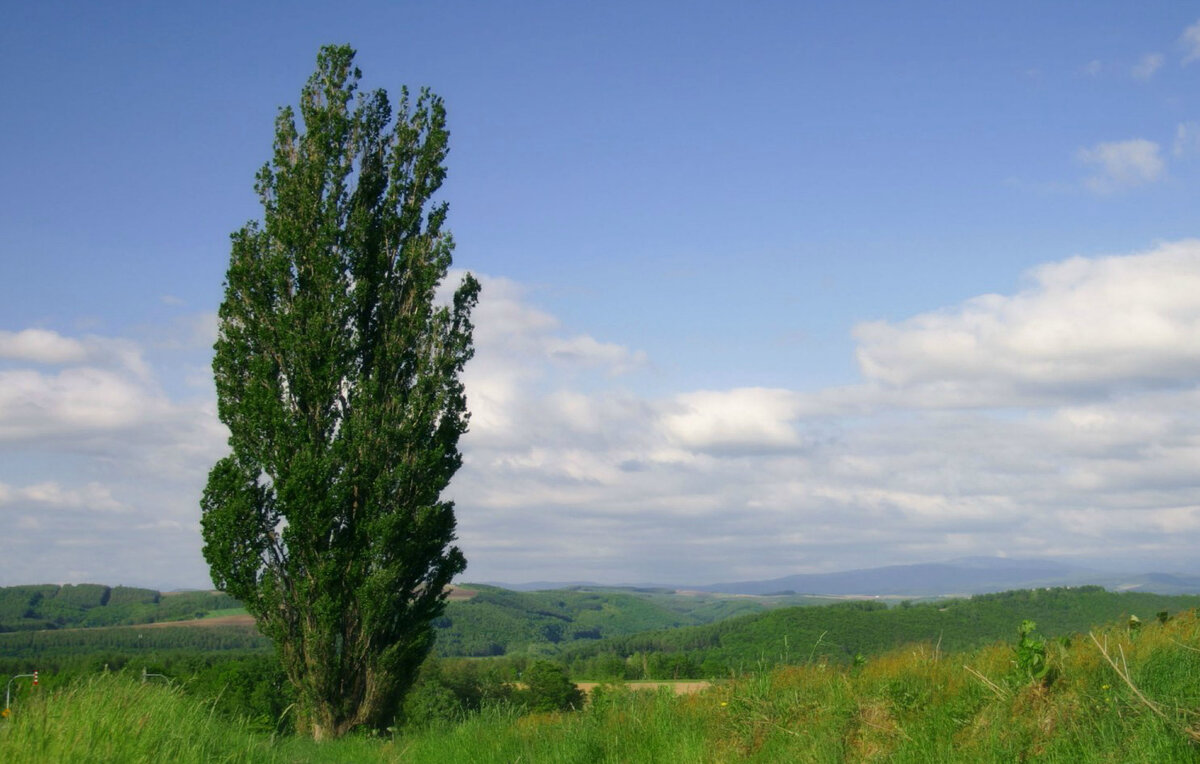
[520, 661, 583, 712]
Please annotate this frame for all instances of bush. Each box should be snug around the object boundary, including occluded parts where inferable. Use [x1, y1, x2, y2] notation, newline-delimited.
[520, 661, 583, 712]
[402, 681, 462, 728]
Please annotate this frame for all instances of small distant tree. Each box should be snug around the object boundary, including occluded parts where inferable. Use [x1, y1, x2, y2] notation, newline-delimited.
[521, 661, 584, 712]
[201, 44, 479, 739]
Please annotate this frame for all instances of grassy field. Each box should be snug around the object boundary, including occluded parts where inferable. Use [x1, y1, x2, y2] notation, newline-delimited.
[199, 607, 251, 620]
[5, 610, 1200, 761]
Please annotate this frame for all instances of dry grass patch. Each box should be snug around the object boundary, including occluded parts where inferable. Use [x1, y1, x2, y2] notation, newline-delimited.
[845, 700, 905, 762]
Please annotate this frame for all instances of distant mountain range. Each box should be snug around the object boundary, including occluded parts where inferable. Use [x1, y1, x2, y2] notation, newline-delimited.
[491, 557, 1200, 597]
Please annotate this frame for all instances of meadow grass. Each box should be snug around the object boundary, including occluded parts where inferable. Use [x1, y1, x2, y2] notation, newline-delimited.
[200, 607, 250, 619]
[4, 611, 1200, 762]
[0, 672, 270, 763]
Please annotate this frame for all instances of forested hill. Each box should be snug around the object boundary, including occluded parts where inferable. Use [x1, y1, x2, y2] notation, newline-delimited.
[432, 585, 830, 656]
[560, 586, 1200, 678]
[0, 584, 239, 632]
[7, 582, 1200, 682]
[0, 581, 827, 654]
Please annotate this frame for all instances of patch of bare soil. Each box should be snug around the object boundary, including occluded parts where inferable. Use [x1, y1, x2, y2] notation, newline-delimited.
[139, 614, 257, 628]
[575, 681, 711, 696]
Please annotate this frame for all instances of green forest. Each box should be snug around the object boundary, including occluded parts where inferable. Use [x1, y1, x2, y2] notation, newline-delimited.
[429, 585, 834, 656]
[0, 584, 240, 632]
[559, 586, 1200, 678]
[4, 584, 1196, 674]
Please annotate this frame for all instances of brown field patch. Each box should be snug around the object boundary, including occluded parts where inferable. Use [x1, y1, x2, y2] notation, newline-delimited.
[575, 680, 711, 696]
[139, 614, 257, 628]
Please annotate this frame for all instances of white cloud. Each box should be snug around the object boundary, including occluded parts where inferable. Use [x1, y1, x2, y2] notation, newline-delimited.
[457, 273, 648, 447]
[854, 240, 1200, 402]
[13, 244, 1200, 588]
[0, 367, 171, 441]
[0, 481, 124, 512]
[0, 327, 228, 587]
[1175, 122, 1200, 158]
[1131, 52, 1163, 80]
[1077, 139, 1164, 193]
[450, 241, 1200, 582]
[0, 329, 150, 379]
[1082, 59, 1103, 76]
[1183, 19, 1200, 64]
[659, 388, 802, 453]
[544, 335, 646, 375]
[0, 329, 88, 364]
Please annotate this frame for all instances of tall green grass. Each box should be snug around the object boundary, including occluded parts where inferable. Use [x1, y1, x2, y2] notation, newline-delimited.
[0, 673, 271, 763]
[5, 611, 1200, 762]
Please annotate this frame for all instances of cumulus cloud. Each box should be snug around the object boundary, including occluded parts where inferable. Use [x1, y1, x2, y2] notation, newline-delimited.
[465, 274, 646, 374]
[659, 388, 803, 453]
[12, 243, 1200, 588]
[1077, 139, 1165, 193]
[0, 367, 167, 442]
[0, 326, 227, 587]
[0, 329, 88, 364]
[456, 273, 648, 448]
[450, 241, 1200, 583]
[0, 328, 150, 380]
[853, 240, 1200, 403]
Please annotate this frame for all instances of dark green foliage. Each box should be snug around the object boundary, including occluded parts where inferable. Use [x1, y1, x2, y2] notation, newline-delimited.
[0, 585, 60, 630]
[518, 661, 584, 712]
[152, 591, 241, 622]
[201, 44, 477, 738]
[178, 654, 294, 732]
[400, 657, 520, 728]
[54, 584, 110, 609]
[401, 679, 462, 728]
[106, 587, 160, 607]
[0, 624, 268, 660]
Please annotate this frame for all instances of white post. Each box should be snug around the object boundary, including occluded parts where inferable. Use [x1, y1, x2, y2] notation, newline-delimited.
[4, 673, 37, 713]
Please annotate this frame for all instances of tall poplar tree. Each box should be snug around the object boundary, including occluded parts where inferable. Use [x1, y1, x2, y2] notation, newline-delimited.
[201, 45, 478, 739]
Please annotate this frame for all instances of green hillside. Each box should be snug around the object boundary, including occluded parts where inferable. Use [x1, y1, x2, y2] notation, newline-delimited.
[561, 586, 1200, 678]
[0, 585, 240, 632]
[433, 585, 812, 656]
[6, 608, 1200, 762]
[7, 583, 1197, 686]
[0, 583, 805, 663]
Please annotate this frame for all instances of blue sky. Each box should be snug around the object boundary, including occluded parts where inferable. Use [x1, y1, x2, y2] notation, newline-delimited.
[3, 2, 1200, 588]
